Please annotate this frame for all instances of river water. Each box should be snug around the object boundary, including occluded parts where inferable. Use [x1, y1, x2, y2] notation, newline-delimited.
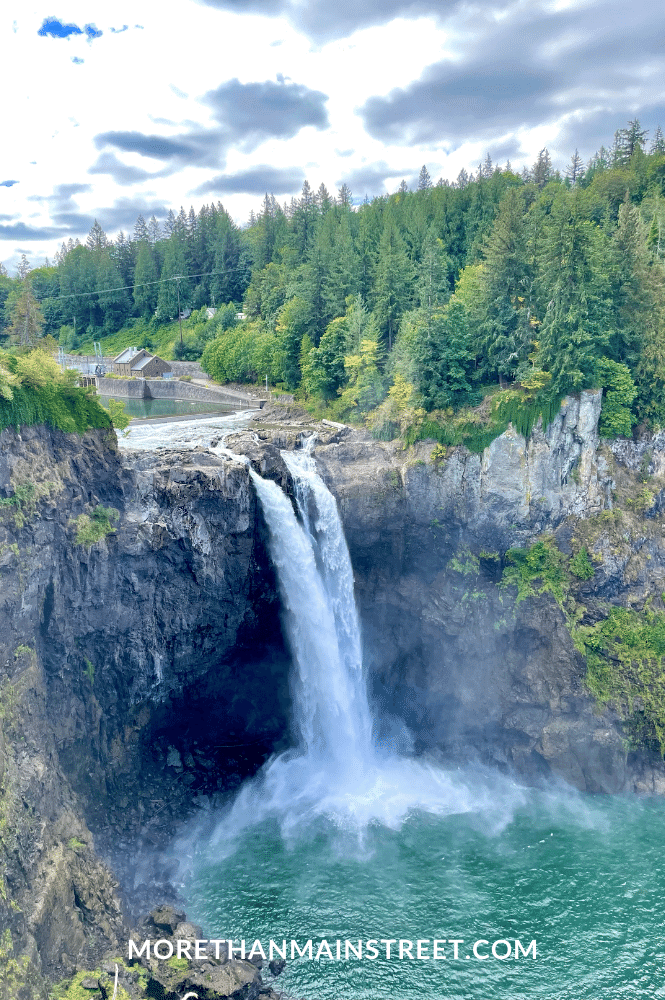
[143, 417, 664, 1000]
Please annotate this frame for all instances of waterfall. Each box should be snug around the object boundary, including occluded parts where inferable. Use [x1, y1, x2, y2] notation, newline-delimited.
[197, 443, 524, 856]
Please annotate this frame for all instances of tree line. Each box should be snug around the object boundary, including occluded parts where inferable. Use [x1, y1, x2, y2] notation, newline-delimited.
[2, 117, 665, 439]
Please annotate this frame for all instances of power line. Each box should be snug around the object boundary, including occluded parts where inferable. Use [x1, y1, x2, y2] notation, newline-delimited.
[50, 267, 245, 302]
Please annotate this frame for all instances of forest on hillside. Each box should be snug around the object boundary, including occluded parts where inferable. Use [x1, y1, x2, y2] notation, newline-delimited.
[2, 118, 665, 446]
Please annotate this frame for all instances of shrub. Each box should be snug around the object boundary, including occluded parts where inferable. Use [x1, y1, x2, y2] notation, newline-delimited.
[570, 546, 595, 580]
[72, 505, 119, 547]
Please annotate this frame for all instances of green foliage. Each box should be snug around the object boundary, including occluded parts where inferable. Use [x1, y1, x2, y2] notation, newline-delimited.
[167, 957, 190, 970]
[83, 658, 94, 685]
[0, 349, 111, 434]
[449, 550, 480, 576]
[596, 358, 638, 437]
[21, 120, 665, 435]
[570, 546, 595, 579]
[574, 607, 665, 753]
[501, 537, 570, 607]
[105, 397, 130, 430]
[72, 505, 119, 547]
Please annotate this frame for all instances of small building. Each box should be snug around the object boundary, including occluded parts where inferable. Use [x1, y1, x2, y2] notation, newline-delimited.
[130, 354, 172, 379]
[113, 347, 148, 376]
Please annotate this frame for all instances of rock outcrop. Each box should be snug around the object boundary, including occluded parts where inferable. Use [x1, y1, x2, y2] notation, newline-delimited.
[1, 391, 664, 995]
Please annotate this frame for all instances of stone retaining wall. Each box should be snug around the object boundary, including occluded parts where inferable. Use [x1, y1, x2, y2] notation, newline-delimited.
[94, 376, 263, 408]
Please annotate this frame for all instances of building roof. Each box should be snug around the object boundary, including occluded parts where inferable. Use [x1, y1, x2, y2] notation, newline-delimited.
[131, 354, 171, 372]
[114, 347, 141, 364]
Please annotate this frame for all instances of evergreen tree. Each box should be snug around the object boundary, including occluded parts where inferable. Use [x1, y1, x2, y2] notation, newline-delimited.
[148, 215, 161, 245]
[17, 254, 31, 280]
[618, 119, 648, 160]
[163, 210, 177, 238]
[112, 231, 134, 285]
[156, 237, 190, 320]
[322, 211, 359, 320]
[96, 250, 129, 334]
[456, 168, 469, 189]
[417, 226, 451, 319]
[398, 299, 475, 409]
[566, 149, 584, 185]
[478, 188, 534, 380]
[531, 148, 553, 188]
[418, 166, 432, 190]
[133, 240, 158, 319]
[133, 215, 149, 243]
[5, 278, 45, 345]
[86, 220, 108, 253]
[337, 183, 353, 207]
[316, 183, 333, 214]
[373, 211, 413, 349]
[535, 193, 613, 396]
[650, 126, 665, 155]
[292, 180, 317, 255]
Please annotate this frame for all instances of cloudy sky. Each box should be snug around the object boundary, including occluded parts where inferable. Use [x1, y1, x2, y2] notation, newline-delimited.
[1, 0, 664, 271]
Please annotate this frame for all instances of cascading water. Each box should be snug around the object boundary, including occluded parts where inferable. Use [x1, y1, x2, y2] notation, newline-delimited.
[172, 438, 665, 1000]
[193, 440, 524, 855]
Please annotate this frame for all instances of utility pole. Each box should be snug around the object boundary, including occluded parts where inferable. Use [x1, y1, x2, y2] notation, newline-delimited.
[176, 276, 183, 345]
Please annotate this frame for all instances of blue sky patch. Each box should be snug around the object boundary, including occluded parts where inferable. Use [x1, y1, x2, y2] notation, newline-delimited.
[37, 18, 102, 41]
[38, 17, 83, 38]
[71, 56, 84, 64]
[110, 25, 129, 33]
[0, 180, 19, 188]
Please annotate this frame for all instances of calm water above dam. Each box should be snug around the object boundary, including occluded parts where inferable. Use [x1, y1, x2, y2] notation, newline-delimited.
[98, 393, 237, 420]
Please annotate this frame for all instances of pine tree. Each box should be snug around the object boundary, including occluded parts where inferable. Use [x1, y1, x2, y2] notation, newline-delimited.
[163, 210, 176, 238]
[86, 220, 108, 253]
[316, 183, 333, 214]
[148, 215, 161, 245]
[418, 226, 451, 319]
[96, 250, 129, 334]
[156, 237, 191, 320]
[478, 187, 533, 381]
[535, 193, 613, 396]
[418, 166, 432, 190]
[456, 168, 469, 189]
[133, 241, 158, 319]
[133, 215, 149, 243]
[5, 278, 44, 345]
[566, 149, 584, 186]
[16, 254, 31, 280]
[398, 179, 409, 194]
[482, 153, 493, 179]
[337, 183, 353, 207]
[650, 127, 665, 155]
[531, 149, 552, 188]
[373, 211, 413, 349]
[112, 231, 134, 285]
[618, 119, 648, 160]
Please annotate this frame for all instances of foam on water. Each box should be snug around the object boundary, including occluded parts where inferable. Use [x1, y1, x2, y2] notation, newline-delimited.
[115, 409, 255, 452]
[179, 439, 528, 867]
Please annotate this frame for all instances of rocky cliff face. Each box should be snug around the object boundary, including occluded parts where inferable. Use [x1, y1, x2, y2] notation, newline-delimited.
[0, 393, 664, 996]
[268, 390, 665, 796]
[0, 424, 290, 996]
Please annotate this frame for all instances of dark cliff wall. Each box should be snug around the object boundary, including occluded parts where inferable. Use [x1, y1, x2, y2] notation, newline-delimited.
[0, 425, 291, 995]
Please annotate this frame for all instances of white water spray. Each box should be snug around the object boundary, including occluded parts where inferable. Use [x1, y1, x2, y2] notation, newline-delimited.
[196, 441, 525, 857]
